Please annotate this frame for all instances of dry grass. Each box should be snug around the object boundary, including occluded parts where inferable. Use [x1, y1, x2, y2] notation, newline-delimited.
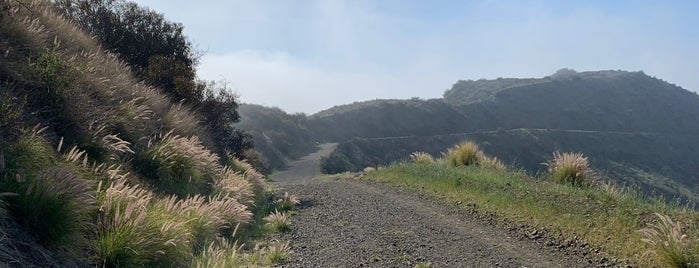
[441, 141, 505, 170]
[639, 213, 698, 267]
[193, 237, 241, 268]
[544, 152, 596, 186]
[275, 192, 300, 212]
[264, 210, 291, 232]
[138, 130, 222, 197]
[1, 1, 274, 266]
[410, 151, 435, 164]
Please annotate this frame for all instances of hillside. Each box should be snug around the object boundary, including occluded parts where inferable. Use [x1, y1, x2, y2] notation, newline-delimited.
[237, 104, 317, 170]
[242, 69, 699, 204]
[0, 1, 290, 266]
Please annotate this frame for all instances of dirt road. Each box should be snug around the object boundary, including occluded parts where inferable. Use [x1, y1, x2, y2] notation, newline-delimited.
[273, 144, 594, 267]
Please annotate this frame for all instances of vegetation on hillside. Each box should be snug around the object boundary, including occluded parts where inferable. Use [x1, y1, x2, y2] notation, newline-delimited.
[237, 104, 317, 171]
[363, 141, 699, 267]
[0, 0, 291, 266]
[55, 0, 255, 162]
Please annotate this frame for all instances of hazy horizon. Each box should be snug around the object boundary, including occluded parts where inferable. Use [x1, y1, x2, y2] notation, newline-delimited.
[131, 0, 699, 114]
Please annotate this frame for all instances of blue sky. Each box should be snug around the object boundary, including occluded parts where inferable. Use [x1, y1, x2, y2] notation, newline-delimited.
[132, 0, 699, 114]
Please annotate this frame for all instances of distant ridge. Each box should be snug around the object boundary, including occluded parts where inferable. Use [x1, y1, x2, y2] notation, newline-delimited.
[239, 69, 699, 204]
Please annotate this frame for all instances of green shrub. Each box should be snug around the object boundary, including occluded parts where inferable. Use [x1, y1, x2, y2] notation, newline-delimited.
[639, 213, 698, 267]
[545, 151, 595, 187]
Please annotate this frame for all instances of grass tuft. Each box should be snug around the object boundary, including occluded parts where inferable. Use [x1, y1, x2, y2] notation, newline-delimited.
[639, 213, 698, 267]
[444, 141, 481, 167]
[410, 151, 435, 164]
[136, 130, 221, 198]
[274, 192, 300, 212]
[264, 210, 291, 233]
[442, 141, 505, 170]
[544, 151, 596, 187]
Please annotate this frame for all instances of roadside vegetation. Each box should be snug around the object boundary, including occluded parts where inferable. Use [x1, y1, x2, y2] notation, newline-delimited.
[363, 141, 699, 267]
[0, 0, 293, 266]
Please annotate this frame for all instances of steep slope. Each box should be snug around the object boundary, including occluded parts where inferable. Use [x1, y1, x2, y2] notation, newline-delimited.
[0, 1, 277, 266]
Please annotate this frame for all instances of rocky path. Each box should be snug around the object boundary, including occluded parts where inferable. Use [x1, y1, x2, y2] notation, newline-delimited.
[272, 145, 593, 268]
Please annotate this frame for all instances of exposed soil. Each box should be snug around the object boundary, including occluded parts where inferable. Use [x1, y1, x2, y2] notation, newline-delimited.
[272, 144, 607, 268]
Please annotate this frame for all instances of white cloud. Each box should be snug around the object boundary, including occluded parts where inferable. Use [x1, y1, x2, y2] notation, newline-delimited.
[197, 50, 448, 114]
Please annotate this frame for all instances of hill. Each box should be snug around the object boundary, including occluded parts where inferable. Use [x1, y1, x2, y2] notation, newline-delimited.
[237, 104, 317, 170]
[248, 69, 699, 204]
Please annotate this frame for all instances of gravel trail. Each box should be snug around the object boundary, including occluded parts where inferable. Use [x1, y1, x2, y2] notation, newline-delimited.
[272, 144, 595, 268]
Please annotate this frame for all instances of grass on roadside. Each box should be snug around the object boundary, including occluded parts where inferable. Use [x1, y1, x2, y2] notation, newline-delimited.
[363, 161, 699, 267]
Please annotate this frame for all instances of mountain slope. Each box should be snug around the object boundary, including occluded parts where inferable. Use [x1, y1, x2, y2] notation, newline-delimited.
[309, 70, 699, 204]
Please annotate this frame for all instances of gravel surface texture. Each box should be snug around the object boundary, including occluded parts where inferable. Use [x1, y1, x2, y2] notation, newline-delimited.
[272, 144, 603, 268]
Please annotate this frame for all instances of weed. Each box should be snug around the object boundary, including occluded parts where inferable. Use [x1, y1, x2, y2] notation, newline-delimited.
[442, 141, 505, 170]
[9, 166, 94, 249]
[444, 141, 481, 167]
[275, 191, 300, 211]
[264, 210, 291, 232]
[410, 151, 434, 164]
[639, 213, 698, 267]
[263, 241, 290, 264]
[135, 131, 221, 198]
[193, 237, 241, 268]
[544, 151, 595, 187]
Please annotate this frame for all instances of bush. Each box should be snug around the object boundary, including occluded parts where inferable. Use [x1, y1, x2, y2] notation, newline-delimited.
[321, 153, 356, 174]
[639, 213, 698, 267]
[544, 152, 595, 187]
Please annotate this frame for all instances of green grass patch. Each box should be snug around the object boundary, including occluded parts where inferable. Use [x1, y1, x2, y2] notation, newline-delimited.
[364, 162, 699, 267]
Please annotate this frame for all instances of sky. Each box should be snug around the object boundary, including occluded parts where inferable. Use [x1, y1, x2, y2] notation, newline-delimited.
[132, 0, 699, 114]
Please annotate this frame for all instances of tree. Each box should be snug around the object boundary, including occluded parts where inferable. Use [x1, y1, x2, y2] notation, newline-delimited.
[200, 81, 254, 158]
[55, 0, 201, 103]
[56, 0, 253, 161]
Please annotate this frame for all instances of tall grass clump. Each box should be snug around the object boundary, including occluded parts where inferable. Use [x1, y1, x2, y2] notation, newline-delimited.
[442, 141, 505, 170]
[544, 151, 596, 187]
[264, 210, 291, 233]
[1, 128, 95, 251]
[135, 131, 221, 198]
[96, 179, 194, 267]
[193, 237, 241, 268]
[639, 213, 698, 267]
[410, 151, 435, 164]
[274, 192, 300, 212]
